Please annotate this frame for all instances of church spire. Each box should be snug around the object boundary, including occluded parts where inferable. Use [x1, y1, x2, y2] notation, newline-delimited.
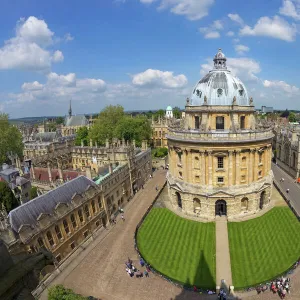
[68, 100, 72, 118]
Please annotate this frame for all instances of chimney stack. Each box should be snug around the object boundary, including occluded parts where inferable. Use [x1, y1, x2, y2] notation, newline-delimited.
[105, 138, 109, 148]
[90, 139, 93, 147]
[109, 163, 113, 174]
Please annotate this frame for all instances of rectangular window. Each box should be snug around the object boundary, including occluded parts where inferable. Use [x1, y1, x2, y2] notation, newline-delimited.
[91, 200, 96, 214]
[217, 177, 224, 183]
[195, 175, 200, 183]
[96, 220, 100, 227]
[259, 153, 263, 163]
[217, 157, 224, 169]
[84, 204, 90, 218]
[195, 116, 200, 129]
[83, 230, 89, 238]
[116, 190, 119, 197]
[240, 116, 245, 129]
[179, 171, 182, 178]
[47, 231, 54, 247]
[55, 254, 61, 263]
[55, 225, 62, 240]
[70, 242, 76, 250]
[216, 116, 225, 130]
[241, 175, 246, 181]
[97, 196, 102, 209]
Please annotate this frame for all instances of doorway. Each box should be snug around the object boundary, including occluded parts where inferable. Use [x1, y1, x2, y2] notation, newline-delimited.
[215, 200, 227, 216]
[175, 192, 182, 208]
[259, 191, 266, 209]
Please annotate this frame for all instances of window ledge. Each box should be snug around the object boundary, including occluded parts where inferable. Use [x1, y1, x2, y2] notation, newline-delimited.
[177, 163, 182, 168]
[258, 163, 263, 166]
[216, 168, 225, 172]
[217, 182, 225, 186]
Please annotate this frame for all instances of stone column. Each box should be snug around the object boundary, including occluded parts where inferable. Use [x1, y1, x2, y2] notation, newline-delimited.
[200, 151, 205, 185]
[264, 147, 269, 176]
[253, 149, 258, 181]
[228, 150, 233, 186]
[184, 149, 189, 182]
[47, 162, 52, 182]
[248, 149, 254, 183]
[235, 150, 241, 185]
[208, 151, 213, 186]
[57, 160, 64, 183]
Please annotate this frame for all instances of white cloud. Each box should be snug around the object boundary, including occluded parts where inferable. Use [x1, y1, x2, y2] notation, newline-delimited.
[47, 72, 77, 87]
[132, 69, 187, 88]
[77, 78, 106, 92]
[52, 50, 64, 62]
[240, 15, 297, 42]
[233, 38, 240, 43]
[64, 33, 74, 42]
[279, 0, 300, 20]
[263, 79, 299, 94]
[228, 13, 244, 25]
[200, 56, 261, 82]
[22, 81, 44, 91]
[141, 0, 215, 21]
[226, 31, 235, 36]
[16, 16, 54, 47]
[0, 16, 64, 71]
[199, 19, 223, 38]
[234, 44, 250, 55]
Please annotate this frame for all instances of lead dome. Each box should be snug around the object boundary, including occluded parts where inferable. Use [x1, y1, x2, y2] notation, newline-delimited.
[190, 49, 249, 106]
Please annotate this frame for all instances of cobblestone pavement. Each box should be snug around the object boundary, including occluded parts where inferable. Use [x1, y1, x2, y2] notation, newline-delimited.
[39, 168, 300, 300]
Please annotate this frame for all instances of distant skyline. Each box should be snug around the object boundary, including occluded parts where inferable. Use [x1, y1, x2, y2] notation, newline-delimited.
[0, 0, 300, 118]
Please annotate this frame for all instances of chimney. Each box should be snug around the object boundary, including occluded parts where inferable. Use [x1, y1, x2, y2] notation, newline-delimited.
[105, 138, 109, 148]
[95, 141, 98, 148]
[132, 139, 136, 148]
[86, 165, 92, 179]
[81, 140, 84, 147]
[109, 163, 113, 174]
[142, 140, 148, 151]
[90, 139, 93, 147]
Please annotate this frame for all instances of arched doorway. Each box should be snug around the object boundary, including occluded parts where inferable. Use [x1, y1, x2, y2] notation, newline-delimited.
[241, 197, 249, 212]
[193, 198, 201, 213]
[175, 192, 182, 208]
[259, 191, 266, 209]
[215, 200, 227, 216]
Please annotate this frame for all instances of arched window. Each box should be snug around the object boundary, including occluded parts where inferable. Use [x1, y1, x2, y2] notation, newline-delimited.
[97, 196, 102, 209]
[78, 209, 84, 222]
[55, 225, 62, 240]
[63, 219, 70, 234]
[293, 152, 297, 168]
[216, 116, 224, 130]
[47, 231, 54, 247]
[242, 156, 246, 166]
[71, 214, 77, 229]
[193, 198, 201, 213]
[91, 200, 96, 213]
[195, 116, 200, 129]
[240, 116, 245, 129]
[84, 204, 90, 218]
[37, 237, 44, 248]
[241, 197, 249, 211]
[194, 156, 200, 169]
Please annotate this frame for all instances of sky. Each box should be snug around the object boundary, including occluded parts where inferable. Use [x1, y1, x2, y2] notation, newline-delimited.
[0, 0, 300, 118]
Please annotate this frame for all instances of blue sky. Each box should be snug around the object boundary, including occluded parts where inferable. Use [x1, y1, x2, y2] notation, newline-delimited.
[0, 0, 300, 118]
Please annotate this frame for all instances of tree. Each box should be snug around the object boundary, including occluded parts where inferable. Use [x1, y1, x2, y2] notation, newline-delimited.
[114, 115, 152, 147]
[152, 147, 168, 158]
[30, 186, 38, 200]
[56, 116, 65, 125]
[75, 126, 89, 146]
[48, 285, 87, 300]
[0, 113, 23, 165]
[173, 106, 181, 119]
[0, 181, 19, 212]
[89, 105, 125, 145]
[47, 122, 57, 132]
[288, 112, 297, 123]
[281, 109, 289, 118]
[153, 109, 165, 120]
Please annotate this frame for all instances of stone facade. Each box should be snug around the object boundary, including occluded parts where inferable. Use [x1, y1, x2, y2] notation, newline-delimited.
[167, 49, 274, 221]
[274, 124, 300, 179]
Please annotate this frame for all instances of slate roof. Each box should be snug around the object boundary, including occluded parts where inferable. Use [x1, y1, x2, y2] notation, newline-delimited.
[65, 115, 88, 127]
[33, 168, 84, 182]
[34, 132, 57, 142]
[8, 176, 97, 233]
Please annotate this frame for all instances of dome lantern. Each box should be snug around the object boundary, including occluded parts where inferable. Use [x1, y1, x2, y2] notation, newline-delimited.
[213, 48, 227, 70]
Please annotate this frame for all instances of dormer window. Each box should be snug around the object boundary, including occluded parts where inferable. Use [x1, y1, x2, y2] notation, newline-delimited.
[217, 89, 223, 97]
[239, 90, 244, 96]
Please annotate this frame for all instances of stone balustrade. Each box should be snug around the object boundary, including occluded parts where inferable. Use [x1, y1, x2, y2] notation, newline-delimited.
[167, 128, 274, 143]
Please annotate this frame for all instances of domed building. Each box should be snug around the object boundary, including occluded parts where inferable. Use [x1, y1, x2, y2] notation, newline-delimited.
[166, 106, 173, 118]
[167, 49, 274, 220]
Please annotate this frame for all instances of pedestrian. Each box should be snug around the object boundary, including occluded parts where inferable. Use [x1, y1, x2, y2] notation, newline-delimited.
[142, 184, 144, 189]
[282, 178, 285, 182]
[144, 270, 149, 277]
[155, 185, 158, 192]
[121, 214, 125, 221]
[150, 174, 152, 179]
[286, 188, 289, 194]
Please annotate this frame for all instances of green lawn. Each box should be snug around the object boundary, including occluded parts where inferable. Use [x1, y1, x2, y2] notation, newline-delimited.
[137, 208, 216, 288]
[228, 207, 300, 289]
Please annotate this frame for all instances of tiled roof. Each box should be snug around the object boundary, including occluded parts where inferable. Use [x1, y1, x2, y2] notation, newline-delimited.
[65, 115, 88, 127]
[33, 168, 84, 182]
[8, 176, 97, 233]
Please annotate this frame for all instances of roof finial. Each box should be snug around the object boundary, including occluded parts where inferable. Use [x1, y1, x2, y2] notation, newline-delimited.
[68, 100, 72, 118]
[213, 48, 227, 70]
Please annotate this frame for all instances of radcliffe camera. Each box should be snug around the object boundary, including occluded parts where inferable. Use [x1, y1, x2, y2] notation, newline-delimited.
[0, 1, 299, 300]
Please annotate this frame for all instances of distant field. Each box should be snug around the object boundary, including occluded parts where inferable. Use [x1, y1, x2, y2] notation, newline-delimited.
[137, 208, 216, 288]
[228, 207, 300, 289]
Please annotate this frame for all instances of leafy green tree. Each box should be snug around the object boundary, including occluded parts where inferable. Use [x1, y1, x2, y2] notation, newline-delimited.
[55, 116, 65, 124]
[152, 147, 168, 158]
[47, 122, 57, 132]
[0, 181, 19, 212]
[114, 115, 152, 147]
[75, 126, 89, 146]
[154, 109, 165, 120]
[281, 109, 289, 118]
[173, 106, 181, 119]
[48, 285, 87, 300]
[288, 112, 297, 123]
[89, 105, 125, 145]
[30, 186, 38, 200]
[0, 113, 23, 165]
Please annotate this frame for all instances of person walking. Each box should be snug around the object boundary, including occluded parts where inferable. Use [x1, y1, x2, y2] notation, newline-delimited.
[286, 188, 290, 194]
[155, 185, 158, 192]
[121, 214, 125, 222]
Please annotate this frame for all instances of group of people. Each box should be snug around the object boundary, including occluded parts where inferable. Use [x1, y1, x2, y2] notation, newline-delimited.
[270, 277, 291, 299]
[125, 257, 150, 278]
[279, 177, 290, 193]
[217, 288, 227, 299]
